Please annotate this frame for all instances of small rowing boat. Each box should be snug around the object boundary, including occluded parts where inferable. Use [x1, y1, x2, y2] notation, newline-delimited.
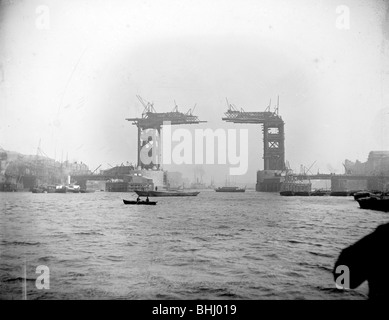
[123, 199, 157, 205]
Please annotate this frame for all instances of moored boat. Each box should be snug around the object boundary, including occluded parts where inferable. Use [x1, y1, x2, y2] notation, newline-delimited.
[66, 184, 81, 193]
[280, 190, 295, 196]
[311, 189, 331, 196]
[330, 191, 350, 197]
[357, 196, 389, 212]
[135, 190, 200, 197]
[55, 185, 67, 193]
[294, 191, 310, 196]
[280, 189, 331, 196]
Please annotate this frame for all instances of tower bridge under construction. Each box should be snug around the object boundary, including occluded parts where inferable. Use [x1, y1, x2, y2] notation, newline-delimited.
[125, 96, 286, 192]
[222, 98, 286, 191]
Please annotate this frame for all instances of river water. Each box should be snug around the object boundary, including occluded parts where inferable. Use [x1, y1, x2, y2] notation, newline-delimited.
[1, 190, 388, 300]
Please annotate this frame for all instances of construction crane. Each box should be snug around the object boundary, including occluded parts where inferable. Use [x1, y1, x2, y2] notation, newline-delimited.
[91, 164, 101, 174]
[305, 161, 317, 175]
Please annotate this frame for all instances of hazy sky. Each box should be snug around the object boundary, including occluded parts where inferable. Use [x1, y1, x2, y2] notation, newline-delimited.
[1, 0, 388, 184]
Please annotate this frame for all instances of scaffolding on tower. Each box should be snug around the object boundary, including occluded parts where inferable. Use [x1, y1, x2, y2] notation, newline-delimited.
[222, 96, 285, 171]
[126, 96, 206, 169]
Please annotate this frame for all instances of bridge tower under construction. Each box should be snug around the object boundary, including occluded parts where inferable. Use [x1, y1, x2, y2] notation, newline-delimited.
[222, 98, 285, 191]
[126, 96, 206, 170]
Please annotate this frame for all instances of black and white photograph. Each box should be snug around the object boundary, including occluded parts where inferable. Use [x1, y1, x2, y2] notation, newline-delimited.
[1, 0, 389, 305]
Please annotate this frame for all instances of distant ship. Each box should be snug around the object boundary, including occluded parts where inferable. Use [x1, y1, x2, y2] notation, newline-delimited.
[215, 186, 245, 193]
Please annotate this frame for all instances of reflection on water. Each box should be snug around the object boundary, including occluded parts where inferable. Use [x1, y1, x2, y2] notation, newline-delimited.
[1, 191, 387, 299]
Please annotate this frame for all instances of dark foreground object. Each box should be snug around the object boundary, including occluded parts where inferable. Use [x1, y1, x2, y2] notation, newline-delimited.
[123, 199, 157, 205]
[357, 196, 389, 212]
[333, 222, 389, 300]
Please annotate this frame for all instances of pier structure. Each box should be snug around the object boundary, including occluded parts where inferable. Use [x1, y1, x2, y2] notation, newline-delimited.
[126, 96, 206, 170]
[222, 98, 285, 191]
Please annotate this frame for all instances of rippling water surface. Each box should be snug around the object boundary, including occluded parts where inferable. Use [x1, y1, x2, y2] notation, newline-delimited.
[1, 190, 388, 300]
